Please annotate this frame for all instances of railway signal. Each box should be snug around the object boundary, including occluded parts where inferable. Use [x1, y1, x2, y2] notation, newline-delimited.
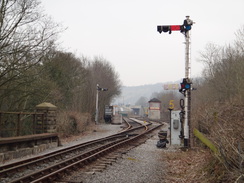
[98, 87, 108, 91]
[157, 25, 184, 34]
[157, 16, 194, 148]
[179, 78, 191, 94]
[157, 16, 194, 37]
[95, 84, 108, 124]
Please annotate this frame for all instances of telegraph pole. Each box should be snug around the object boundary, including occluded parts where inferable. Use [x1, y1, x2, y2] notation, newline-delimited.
[157, 16, 194, 147]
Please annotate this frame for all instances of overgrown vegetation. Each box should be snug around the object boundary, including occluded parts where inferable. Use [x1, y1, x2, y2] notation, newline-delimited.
[164, 148, 212, 183]
[190, 26, 244, 182]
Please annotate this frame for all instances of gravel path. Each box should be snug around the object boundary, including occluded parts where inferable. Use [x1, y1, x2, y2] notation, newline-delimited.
[68, 123, 175, 183]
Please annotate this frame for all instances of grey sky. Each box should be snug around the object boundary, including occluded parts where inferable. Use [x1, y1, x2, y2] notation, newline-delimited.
[41, 0, 244, 86]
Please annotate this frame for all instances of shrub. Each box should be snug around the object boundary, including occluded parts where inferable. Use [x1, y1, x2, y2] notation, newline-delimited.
[56, 111, 91, 136]
[193, 100, 244, 182]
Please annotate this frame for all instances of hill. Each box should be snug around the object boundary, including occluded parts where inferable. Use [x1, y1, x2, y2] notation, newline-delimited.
[113, 83, 165, 105]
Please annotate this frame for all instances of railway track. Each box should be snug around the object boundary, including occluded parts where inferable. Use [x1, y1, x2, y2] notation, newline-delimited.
[0, 118, 162, 183]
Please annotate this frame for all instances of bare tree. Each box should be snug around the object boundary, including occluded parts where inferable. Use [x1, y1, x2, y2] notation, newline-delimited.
[85, 57, 121, 121]
[0, 0, 61, 110]
[191, 26, 244, 181]
[42, 51, 88, 111]
[235, 25, 244, 54]
[198, 42, 244, 103]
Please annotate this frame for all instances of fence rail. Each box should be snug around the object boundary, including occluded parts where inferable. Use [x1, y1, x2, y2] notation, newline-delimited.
[0, 111, 45, 138]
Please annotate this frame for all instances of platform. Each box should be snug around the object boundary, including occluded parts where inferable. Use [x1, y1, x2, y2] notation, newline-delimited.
[0, 133, 59, 163]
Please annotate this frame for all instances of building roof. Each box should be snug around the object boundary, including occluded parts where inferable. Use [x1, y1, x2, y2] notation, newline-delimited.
[148, 98, 161, 103]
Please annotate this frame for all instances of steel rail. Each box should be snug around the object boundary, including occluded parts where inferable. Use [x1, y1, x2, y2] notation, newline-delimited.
[10, 124, 162, 183]
[35, 124, 162, 183]
[0, 134, 126, 178]
[1, 123, 143, 173]
[118, 117, 132, 132]
[42, 123, 162, 183]
[10, 137, 130, 183]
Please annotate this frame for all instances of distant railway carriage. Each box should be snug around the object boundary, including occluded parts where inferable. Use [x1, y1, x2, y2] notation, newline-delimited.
[104, 105, 113, 122]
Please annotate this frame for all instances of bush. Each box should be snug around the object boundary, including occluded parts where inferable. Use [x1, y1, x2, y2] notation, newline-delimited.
[56, 111, 91, 136]
[193, 100, 244, 182]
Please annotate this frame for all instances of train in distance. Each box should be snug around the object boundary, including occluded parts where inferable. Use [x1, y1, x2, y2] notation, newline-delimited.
[104, 105, 113, 123]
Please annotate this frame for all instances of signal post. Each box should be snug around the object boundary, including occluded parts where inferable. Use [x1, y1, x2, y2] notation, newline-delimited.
[95, 84, 108, 125]
[157, 16, 194, 147]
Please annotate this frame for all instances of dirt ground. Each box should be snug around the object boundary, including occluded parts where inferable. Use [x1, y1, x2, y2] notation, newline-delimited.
[163, 148, 213, 183]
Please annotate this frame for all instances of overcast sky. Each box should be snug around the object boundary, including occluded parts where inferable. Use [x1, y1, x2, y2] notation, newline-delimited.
[41, 0, 244, 86]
